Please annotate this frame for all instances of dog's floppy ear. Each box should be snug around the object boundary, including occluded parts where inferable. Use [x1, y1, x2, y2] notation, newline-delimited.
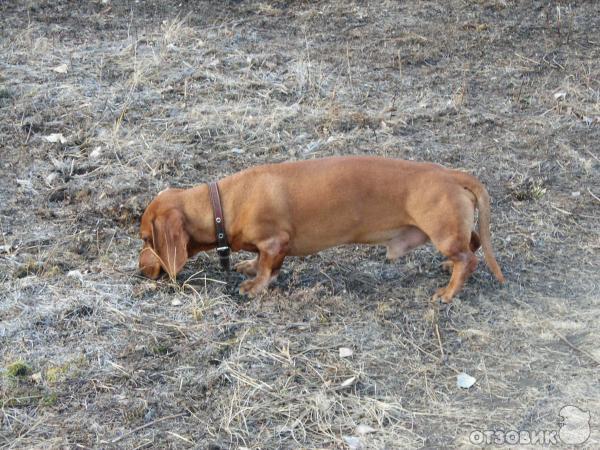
[152, 209, 189, 280]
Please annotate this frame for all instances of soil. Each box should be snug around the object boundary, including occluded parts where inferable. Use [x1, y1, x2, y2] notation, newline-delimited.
[1, 1, 599, 448]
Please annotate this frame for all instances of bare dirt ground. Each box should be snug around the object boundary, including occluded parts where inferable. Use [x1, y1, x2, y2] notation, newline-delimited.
[1, 1, 599, 448]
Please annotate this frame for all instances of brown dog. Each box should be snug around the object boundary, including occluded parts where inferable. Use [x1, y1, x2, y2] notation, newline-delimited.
[139, 156, 505, 302]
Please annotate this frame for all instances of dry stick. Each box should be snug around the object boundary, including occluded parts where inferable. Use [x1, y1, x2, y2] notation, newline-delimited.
[8, 416, 46, 449]
[584, 148, 599, 163]
[515, 79, 525, 105]
[319, 269, 335, 293]
[544, 322, 600, 366]
[434, 322, 444, 359]
[387, 320, 460, 374]
[513, 298, 600, 366]
[549, 203, 572, 215]
[110, 413, 188, 444]
[588, 188, 600, 204]
[514, 52, 541, 65]
[346, 42, 354, 95]
[430, 301, 445, 359]
[132, 440, 153, 450]
[166, 431, 194, 445]
[24, 122, 32, 144]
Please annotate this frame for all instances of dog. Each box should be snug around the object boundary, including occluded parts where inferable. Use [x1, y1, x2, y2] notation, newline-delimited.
[139, 156, 505, 302]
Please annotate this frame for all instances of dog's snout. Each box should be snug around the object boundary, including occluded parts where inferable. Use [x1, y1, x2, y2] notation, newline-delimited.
[139, 248, 162, 279]
[139, 262, 162, 279]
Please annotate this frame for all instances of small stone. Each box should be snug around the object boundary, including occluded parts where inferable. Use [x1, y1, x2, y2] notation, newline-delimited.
[89, 147, 103, 159]
[457, 372, 477, 389]
[339, 347, 353, 358]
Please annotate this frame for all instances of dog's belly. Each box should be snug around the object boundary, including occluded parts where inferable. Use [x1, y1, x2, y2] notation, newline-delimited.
[287, 225, 428, 256]
[355, 225, 428, 246]
[282, 190, 419, 256]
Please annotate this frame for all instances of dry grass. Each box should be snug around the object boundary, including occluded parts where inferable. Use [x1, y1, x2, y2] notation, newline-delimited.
[1, 1, 599, 448]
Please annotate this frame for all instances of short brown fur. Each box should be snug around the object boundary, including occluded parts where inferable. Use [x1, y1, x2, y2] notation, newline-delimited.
[139, 156, 505, 302]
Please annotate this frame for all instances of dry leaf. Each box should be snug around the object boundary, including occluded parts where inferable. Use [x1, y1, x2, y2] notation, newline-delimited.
[343, 436, 362, 449]
[356, 424, 376, 435]
[0, 245, 13, 254]
[341, 376, 356, 388]
[31, 372, 43, 383]
[554, 91, 566, 100]
[45, 172, 59, 185]
[89, 147, 103, 159]
[457, 372, 476, 389]
[67, 269, 83, 280]
[339, 347, 353, 358]
[51, 63, 68, 74]
[44, 133, 67, 144]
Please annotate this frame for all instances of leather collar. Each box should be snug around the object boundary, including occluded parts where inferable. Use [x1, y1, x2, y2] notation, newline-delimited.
[208, 181, 230, 271]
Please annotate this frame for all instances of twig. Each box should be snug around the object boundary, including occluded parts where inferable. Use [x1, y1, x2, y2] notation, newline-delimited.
[387, 320, 460, 374]
[513, 298, 599, 367]
[434, 322, 444, 359]
[515, 52, 541, 66]
[8, 417, 46, 449]
[166, 431, 195, 445]
[430, 301, 444, 359]
[110, 412, 188, 443]
[549, 203, 572, 215]
[545, 323, 600, 366]
[24, 123, 32, 145]
[584, 148, 599, 163]
[346, 42, 354, 95]
[588, 188, 600, 204]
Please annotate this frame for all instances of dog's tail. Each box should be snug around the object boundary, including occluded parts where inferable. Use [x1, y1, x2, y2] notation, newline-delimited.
[453, 171, 505, 283]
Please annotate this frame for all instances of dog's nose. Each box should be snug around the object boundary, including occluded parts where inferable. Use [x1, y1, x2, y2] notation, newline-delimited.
[139, 264, 162, 279]
[139, 254, 162, 279]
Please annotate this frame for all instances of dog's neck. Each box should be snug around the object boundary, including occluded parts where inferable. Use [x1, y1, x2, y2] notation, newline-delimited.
[181, 182, 238, 251]
[181, 184, 218, 248]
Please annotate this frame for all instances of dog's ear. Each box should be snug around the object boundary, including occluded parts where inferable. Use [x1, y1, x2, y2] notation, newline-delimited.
[152, 209, 189, 280]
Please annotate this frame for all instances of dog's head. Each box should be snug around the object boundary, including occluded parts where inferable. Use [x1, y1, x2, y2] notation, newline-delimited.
[139, 189, 190, 280]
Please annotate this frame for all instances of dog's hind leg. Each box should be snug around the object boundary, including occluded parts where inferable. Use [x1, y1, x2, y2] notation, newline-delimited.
[428, 221, 478, 303]
[415, 193, 478, 302]
[441, 230, 480, 272]
[433, 245, 478, 302]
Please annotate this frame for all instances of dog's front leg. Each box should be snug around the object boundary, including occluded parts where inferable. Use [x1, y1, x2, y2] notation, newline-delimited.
[234, 257, 258, 276]
[239, 233, 289, 296]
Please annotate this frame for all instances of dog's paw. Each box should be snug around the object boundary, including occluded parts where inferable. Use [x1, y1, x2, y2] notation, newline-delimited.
[441, 260, 454, 273]
[234, 259, 258, 277]
[239, 278, 267, 297]
[432, 287, 454, 304]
